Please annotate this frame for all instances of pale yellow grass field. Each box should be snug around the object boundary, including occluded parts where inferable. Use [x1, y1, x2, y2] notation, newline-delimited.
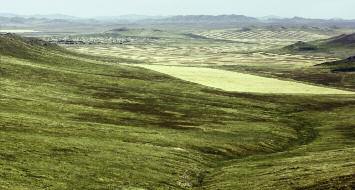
[134, 64, 354, 95]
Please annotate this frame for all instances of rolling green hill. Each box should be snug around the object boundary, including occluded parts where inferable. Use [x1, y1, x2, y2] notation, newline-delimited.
[0, 33, 60, 58]
[0, 34, 354, 189]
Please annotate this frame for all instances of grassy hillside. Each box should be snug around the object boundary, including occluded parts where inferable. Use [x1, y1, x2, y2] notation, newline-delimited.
[0, 34, 354, 189]
[247, 33, 355, 90]
[280, 33, 355, 58]
[317, 56, 355, 72]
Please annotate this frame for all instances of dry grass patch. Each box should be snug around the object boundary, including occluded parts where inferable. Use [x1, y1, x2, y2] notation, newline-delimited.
[135, 64, 354, 95]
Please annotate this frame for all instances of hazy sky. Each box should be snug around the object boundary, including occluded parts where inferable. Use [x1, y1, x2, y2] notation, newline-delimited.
[1, 0, 354, 19]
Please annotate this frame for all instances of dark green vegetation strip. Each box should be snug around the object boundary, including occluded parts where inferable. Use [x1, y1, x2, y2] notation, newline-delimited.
[0, 34, 354, 189]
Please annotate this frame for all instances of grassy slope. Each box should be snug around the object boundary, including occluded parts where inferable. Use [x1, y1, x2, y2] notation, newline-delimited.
[202, 94, 355, 189]
[218, 63, 355, 91]
[279, 33, 355, 59]
[0, 34, 354, 189]
[283, 34, 355, 90]
[217, 33, 355, 91]
[317, 56, 355, 72]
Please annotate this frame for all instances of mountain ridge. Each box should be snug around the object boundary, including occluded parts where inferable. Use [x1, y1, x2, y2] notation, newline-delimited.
[2, 13, 355, 28]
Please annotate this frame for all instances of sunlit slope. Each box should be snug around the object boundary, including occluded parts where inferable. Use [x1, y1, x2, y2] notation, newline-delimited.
[135, 64, 354, 94]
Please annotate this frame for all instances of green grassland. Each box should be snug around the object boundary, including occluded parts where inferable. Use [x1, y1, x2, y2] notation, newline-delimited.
[68, 27, 355, 90]
[0, 29, 355, 190]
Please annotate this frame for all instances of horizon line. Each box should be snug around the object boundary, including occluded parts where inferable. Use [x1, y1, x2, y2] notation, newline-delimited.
[0, 12, 354, 21]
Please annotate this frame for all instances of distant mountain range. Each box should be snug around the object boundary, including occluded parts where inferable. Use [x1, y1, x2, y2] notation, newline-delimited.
[1, 13, 355, 30]
[95, 15, 166, 21]
[150, 15, 258, 23]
